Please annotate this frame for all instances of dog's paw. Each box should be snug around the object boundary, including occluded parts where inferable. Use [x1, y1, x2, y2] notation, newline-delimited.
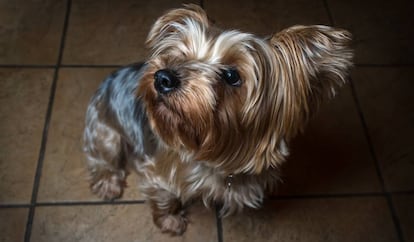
[157, 213, 187, 235]
[89, 170, 126, 200]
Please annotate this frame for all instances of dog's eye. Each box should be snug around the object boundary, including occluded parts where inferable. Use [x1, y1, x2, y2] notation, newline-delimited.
[221, 68, 242, 87]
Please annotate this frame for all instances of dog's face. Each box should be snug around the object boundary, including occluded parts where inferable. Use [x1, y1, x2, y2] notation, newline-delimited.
[138, 4, 352, 174]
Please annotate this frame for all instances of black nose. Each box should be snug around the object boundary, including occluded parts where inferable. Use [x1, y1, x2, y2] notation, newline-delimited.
[154, 69, 180, 94]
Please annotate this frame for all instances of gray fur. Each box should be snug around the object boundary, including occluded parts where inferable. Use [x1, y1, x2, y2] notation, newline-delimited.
[84, 63, 156, 159]
[83, 63, 158, 199]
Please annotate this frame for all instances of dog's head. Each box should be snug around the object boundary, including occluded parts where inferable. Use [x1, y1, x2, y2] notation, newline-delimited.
[138, 4, 353, 174]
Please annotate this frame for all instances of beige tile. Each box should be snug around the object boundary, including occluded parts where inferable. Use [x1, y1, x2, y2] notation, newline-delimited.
[31, 203, 217, 242]
[0, 69, 53, 203]
[62, 0, 197, 65]
[223, 197, 398, 242]
[393, 194, 414, 242]
[0, 0, 66, 65]
[205, 0, 330, 36]
[278, 85, 381, 195]
[327, 0, 413, 65]
[38, 68, 143, 202]
[353, 68, 414, 192]
[0, 208, 28, 242]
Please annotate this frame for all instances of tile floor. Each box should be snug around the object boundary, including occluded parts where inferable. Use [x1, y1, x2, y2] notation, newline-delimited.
[0, 0, 413, 241]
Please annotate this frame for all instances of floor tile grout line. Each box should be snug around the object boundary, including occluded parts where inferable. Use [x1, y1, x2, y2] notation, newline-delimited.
[348, 81, 387, 191]
[61, 64, 124, 68]
[1, 200, 144, 209]
[24, 1, 72, 242]
[23, 58, 58, 242]
[323, 1, 405, 241]
[322, 0, 335, 27]
[215, 204, 224, 242]
[0, 64, 57, 68]
[349, 78, 406, 242]
[0, 204, 31, 209]
[3, 190, 414, 209]
[391, 190, 414, 195]
[270, 192, 385, 200]
[0, 64, 120, 68]
[355, 63, 414, 68]
[36, 200, 146, 207]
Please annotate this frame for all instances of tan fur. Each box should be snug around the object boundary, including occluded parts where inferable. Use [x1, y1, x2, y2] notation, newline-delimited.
[84, 4, 353, 235]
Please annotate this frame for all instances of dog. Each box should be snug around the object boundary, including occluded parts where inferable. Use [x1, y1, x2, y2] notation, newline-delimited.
[83, 4, 353, 235]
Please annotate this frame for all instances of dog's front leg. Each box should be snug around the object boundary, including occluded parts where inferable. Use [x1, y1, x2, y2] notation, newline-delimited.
[84, 108, 127, 200]
[145, 186, 187, 235]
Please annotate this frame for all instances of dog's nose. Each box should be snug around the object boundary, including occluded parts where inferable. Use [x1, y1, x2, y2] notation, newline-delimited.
[154, 69, 180, 94]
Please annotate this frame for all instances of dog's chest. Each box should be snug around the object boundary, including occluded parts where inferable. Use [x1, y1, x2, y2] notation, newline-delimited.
[138, 151, 276, 212]
[179, 163, 270, 212]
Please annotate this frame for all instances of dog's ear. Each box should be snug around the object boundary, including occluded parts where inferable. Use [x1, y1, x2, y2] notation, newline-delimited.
[267, 25, 353, 139]
[146, 4, 209, 49]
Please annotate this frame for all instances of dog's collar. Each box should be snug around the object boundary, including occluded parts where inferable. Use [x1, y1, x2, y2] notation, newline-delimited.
[225, 174, 234, 188]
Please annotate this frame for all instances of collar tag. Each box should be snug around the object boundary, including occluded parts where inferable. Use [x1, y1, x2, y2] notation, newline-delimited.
[225, 174, 234, 188]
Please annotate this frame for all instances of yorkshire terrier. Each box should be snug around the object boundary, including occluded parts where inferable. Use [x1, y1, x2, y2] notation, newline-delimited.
[84, 4, 353, 235]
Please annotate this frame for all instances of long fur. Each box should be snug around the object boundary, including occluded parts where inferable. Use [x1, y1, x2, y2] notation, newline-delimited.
[83, 4, 353, 235]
